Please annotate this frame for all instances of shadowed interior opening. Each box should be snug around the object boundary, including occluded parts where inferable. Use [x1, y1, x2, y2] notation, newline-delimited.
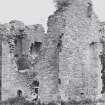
[16, 55, 30, 70]
[30, 41, 42, 54]
[32, 80, 39, 87]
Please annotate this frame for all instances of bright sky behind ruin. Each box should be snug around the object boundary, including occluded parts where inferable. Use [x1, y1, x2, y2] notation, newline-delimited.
[0, 0, 104, 30]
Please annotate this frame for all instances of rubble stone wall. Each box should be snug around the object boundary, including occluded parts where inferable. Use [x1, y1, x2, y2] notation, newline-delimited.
[49, 0, 103, 102]
[1, 21, 48, 102]
[0, 0, 105, 104]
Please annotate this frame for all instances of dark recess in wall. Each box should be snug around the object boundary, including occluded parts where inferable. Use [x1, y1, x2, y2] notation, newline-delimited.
[30, 42, 42, 54]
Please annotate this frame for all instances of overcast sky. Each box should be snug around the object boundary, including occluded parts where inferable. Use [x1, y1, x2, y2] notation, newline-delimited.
[0, 0, 105, 30]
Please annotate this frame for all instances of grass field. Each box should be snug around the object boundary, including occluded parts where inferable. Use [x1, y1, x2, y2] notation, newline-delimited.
[0, 97, 105, 105]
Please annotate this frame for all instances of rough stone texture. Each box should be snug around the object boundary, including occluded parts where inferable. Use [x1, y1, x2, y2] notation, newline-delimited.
[58, 0, 102, 101]
[47, 0, 103, 102]
[1, 20, 46, 101]
[0, 0, 105, 104]
[0, 28, 2, 100]
[98, 22, 105, 97]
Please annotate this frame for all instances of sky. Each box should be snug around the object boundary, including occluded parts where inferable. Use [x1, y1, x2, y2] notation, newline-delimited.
[0, 0, 104, 30]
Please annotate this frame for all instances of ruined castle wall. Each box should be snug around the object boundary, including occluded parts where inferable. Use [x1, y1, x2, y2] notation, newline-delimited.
[2, 40, 32, 100]
[51, 0, 103, 101]
[1, 21, 47, 101]
[0, 33, 2, 100]
[1, 0, 105, 104]
[98, 22, 105, 97]
[40, 8, 67, 103]
[35, 47, 59, 103]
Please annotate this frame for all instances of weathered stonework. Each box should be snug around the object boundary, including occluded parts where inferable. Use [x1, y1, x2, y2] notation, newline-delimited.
[0, 0, 105, 104]
[98, 22, 105, 96]
[1, 20, 46, 101]
[58, 0, 102, 101]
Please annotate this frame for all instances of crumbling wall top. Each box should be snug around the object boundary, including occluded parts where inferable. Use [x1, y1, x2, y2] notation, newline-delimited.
[0, 20, 45, 42]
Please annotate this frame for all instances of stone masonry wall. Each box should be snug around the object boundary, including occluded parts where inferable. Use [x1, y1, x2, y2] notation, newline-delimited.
[50, 0, 103, 102]
[1, 20, 48, 101]
[0, 0, 105, 104]
[99, 22, 105, 97]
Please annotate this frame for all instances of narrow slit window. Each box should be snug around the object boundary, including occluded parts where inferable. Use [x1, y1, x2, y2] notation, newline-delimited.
[87, 3, 92, 18]
[57, 40, 62, 52]
[57, 34, 63, 52]
[58, 78, 61, 85]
